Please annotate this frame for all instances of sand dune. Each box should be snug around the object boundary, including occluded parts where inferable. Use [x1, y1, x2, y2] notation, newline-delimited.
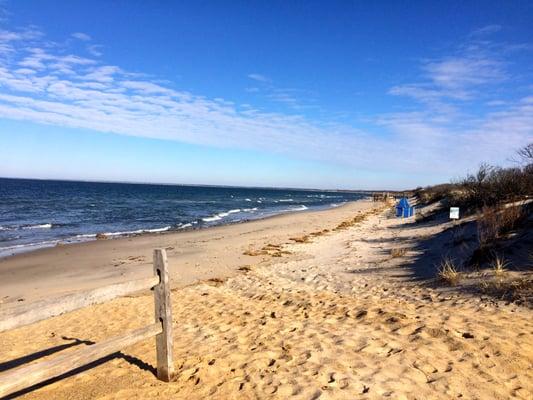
[0, 203, 531, 399]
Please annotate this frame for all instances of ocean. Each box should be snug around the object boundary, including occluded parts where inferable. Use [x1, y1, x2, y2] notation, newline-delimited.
[0, 178, 366, 257]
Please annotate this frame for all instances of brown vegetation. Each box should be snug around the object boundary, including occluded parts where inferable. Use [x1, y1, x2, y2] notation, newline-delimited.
[437, 257, 460, 286]
[491, 254, 509, 277]
[390, 247, 408, 258]
[244, 243, 292, 257]
[479, 277, 532, 305]
[414, 143, 533, 302]
[415, 143, 533, 211]
[289, 235, 311, 243]
[477, 204, 526, 247]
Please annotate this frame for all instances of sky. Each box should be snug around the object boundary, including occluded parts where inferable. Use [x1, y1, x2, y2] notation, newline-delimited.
[0, 1, 532, 190]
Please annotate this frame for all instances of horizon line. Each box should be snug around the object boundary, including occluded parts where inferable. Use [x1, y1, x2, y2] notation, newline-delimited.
[0, 176, 414, 193]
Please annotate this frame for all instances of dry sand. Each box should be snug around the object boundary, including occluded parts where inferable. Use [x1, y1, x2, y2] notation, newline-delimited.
[0, 200, 532, 399]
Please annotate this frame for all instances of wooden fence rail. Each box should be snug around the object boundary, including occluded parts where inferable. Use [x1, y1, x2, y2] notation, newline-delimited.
[0, 248, 174, 399]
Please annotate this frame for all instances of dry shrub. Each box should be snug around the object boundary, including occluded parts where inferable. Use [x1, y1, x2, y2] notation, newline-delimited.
[437, 257, 460, 285]
[477, 206, 499, 246]
[499, 205, 525, 231]
[390, 247, 407, 258]
[479, 278, 532, 305]
[418, 144, 533, 213]
[477, 204, 525, 246]
[459, 162, 532, 209]
[414, 184, 455, 205]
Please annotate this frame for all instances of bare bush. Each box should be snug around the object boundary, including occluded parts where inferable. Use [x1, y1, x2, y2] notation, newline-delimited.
[477, 204, 525, 246]
[417, 144, 532, 212]
[457, 163, 532, 210]
[477, 206, 499, 246]
[414, 184, 455, 205]
[516, 142, 533, 164]
[479, 277, 532, 305]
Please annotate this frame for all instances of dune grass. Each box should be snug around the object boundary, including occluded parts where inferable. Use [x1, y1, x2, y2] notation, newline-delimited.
[437, 257, 461, 286]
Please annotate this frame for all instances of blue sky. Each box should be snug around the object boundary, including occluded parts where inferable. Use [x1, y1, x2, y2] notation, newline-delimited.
[0, 1, 532, 190]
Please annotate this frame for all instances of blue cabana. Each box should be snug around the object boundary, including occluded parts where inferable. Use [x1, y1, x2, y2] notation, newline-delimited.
[396, 197, 415, 218]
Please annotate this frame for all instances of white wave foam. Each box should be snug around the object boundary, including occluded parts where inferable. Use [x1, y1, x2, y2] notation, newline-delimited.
[22, 223, 52, 230]
[99, 226, 172, 237]
[1, 225, 172, 258]
[245, 198, 252, 202]
[291, 205, 308, 211]
[202, 215, 222, 222]
[0, 239, 60, 257]
[204, 208, 242, 221]
[146, 226, 171, 233]
[278, 199, 294, 202]
[179, 223, 192, 229]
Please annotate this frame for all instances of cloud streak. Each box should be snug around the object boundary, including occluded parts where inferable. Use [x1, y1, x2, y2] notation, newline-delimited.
[0, 26, 531, 187]
[71, 32, 91, 41]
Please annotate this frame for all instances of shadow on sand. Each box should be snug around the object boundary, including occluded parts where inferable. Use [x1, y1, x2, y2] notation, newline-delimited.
[0, 336, 156, 400]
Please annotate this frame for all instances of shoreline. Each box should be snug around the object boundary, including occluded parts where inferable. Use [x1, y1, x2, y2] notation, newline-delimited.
[0, 199, 357, 259]
[0, 199, 376, 305]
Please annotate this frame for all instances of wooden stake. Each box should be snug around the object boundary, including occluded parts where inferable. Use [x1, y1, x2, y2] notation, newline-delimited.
[153, 249, 174, 382]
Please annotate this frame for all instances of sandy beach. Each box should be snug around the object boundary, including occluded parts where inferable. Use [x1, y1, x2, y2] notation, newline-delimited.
[0, 201, 377, 305]
[0, 199, 532, 399]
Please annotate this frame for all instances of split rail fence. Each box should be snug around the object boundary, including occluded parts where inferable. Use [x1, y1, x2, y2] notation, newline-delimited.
[0, 248, 174, 398]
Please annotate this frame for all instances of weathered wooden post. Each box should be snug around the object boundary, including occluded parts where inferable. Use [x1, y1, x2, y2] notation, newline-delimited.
[153, 248, 174, 382]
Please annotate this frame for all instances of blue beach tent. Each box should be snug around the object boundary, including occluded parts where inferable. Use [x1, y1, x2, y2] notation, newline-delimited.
[396, 197, 415, 218]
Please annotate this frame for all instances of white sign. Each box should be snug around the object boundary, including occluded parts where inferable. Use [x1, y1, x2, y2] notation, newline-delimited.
[450, 207, 460, 220]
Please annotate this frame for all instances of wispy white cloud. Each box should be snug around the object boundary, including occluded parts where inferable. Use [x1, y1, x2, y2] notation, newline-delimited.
[86, 44, 103, 57]
[470, 24, 502, 37]
[390, 36, 509, 105]
[374, 31, 532, 179]
[424, 56, 506, 91]
[0, 27, 531, 187]
[71, 32, 91, 41]
[246, 73, 317, 110]
[247, 73, 269, 82]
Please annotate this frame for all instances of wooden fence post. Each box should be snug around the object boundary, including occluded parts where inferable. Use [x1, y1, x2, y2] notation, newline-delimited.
[153, 249, 174, 382]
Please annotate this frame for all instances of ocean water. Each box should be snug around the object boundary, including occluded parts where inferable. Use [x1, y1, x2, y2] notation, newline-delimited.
[0, 178, 366, 257]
